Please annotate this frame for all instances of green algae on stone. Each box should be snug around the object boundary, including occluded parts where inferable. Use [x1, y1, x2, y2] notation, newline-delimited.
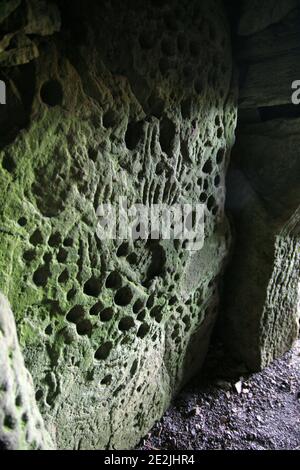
[0, 0, 237, 450]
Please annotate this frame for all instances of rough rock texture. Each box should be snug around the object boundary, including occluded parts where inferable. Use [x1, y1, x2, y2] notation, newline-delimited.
[0, 294, 53, 449]
[0, 0, 60, 67]
[238, 4, 300, 108]
[222, 7, 300, 371]
[0, 0, 237, 449]
[224, 120, 300, 370]
[238, 0, 299, 36]
[237, 8, 300, 62]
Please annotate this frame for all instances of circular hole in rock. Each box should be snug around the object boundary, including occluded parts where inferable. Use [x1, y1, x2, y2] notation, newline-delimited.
[114, 286, 133, 306]
[137, 322, 150, 338]
[58, 269, 69, 284]
[45, 324, 53, 335]
[214, 175, 221, 187]
[88, 148, 98, 162]
[118, 316, 135, 331]
[57, 247, 68, 263]
[105, 271, 122, 290]
[48, 232, 61, 247]
[202, 159, 213, 174]
[215, 115, 221, 126]
[137, 310, 146, 321]
[125, 121, 144, 150]
[33, 265, 50, 288]
[159, 116, 176, 156]
[216, 148, 225, 164]
[169, 296, 177, 306]
[35, 390, 43, 401]
[30, 229, 43, 246]
[155, 162, 164, 176]
[146, 293, 155, 309]
[63, 237, 73, 247]
[84, 276, 101, 297]
[117, 242, 130, 257]
[40, 79, 63, 107]
[94, 341, 113, 360]
[101, 374, 112, 385]
[150, 305, 163, 323]
[66, 305, 85, 324]
[43, 253, 52, 263]
[200, 192, 207, 203]
[90, 301, 104, 316]
[4, 415, 16, 430]
[15, 394, 22, 407]
[23, 250, 36, 262]
[127, 253, 138, 265]
[67, 288, 76, 301]
[2, 154, 16, 173]
[133, 299, 144, 314]
[203, 180, 209, 191]
[18, 217, 27, 227]
[76, 319, 92, 336]
[100, 307, 114, 322]
[130, 359, 138, 376]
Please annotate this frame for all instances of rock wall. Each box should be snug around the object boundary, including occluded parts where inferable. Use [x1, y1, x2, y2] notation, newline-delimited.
[0, 0, 237, 449]
[0, 294, 53, 449]
[223, 0, 300, 371]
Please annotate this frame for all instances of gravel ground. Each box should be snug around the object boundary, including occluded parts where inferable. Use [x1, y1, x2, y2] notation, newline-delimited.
[138, 341, 300, 450]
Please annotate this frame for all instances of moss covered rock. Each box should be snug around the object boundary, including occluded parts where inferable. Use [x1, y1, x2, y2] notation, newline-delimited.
[0, 0, 236, 449]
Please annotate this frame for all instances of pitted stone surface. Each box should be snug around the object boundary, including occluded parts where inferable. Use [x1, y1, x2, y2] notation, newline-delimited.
[224, 118, 300, 371]
[0, 0, 237, 449]
[0, 294, 53, 450]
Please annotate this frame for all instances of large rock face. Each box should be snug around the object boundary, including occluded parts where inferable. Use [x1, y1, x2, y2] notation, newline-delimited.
[222, 4, 300, 371]
[0, 0, 236, 449]
[225, 120, 300, 370]
[238, 3, 300, 108]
